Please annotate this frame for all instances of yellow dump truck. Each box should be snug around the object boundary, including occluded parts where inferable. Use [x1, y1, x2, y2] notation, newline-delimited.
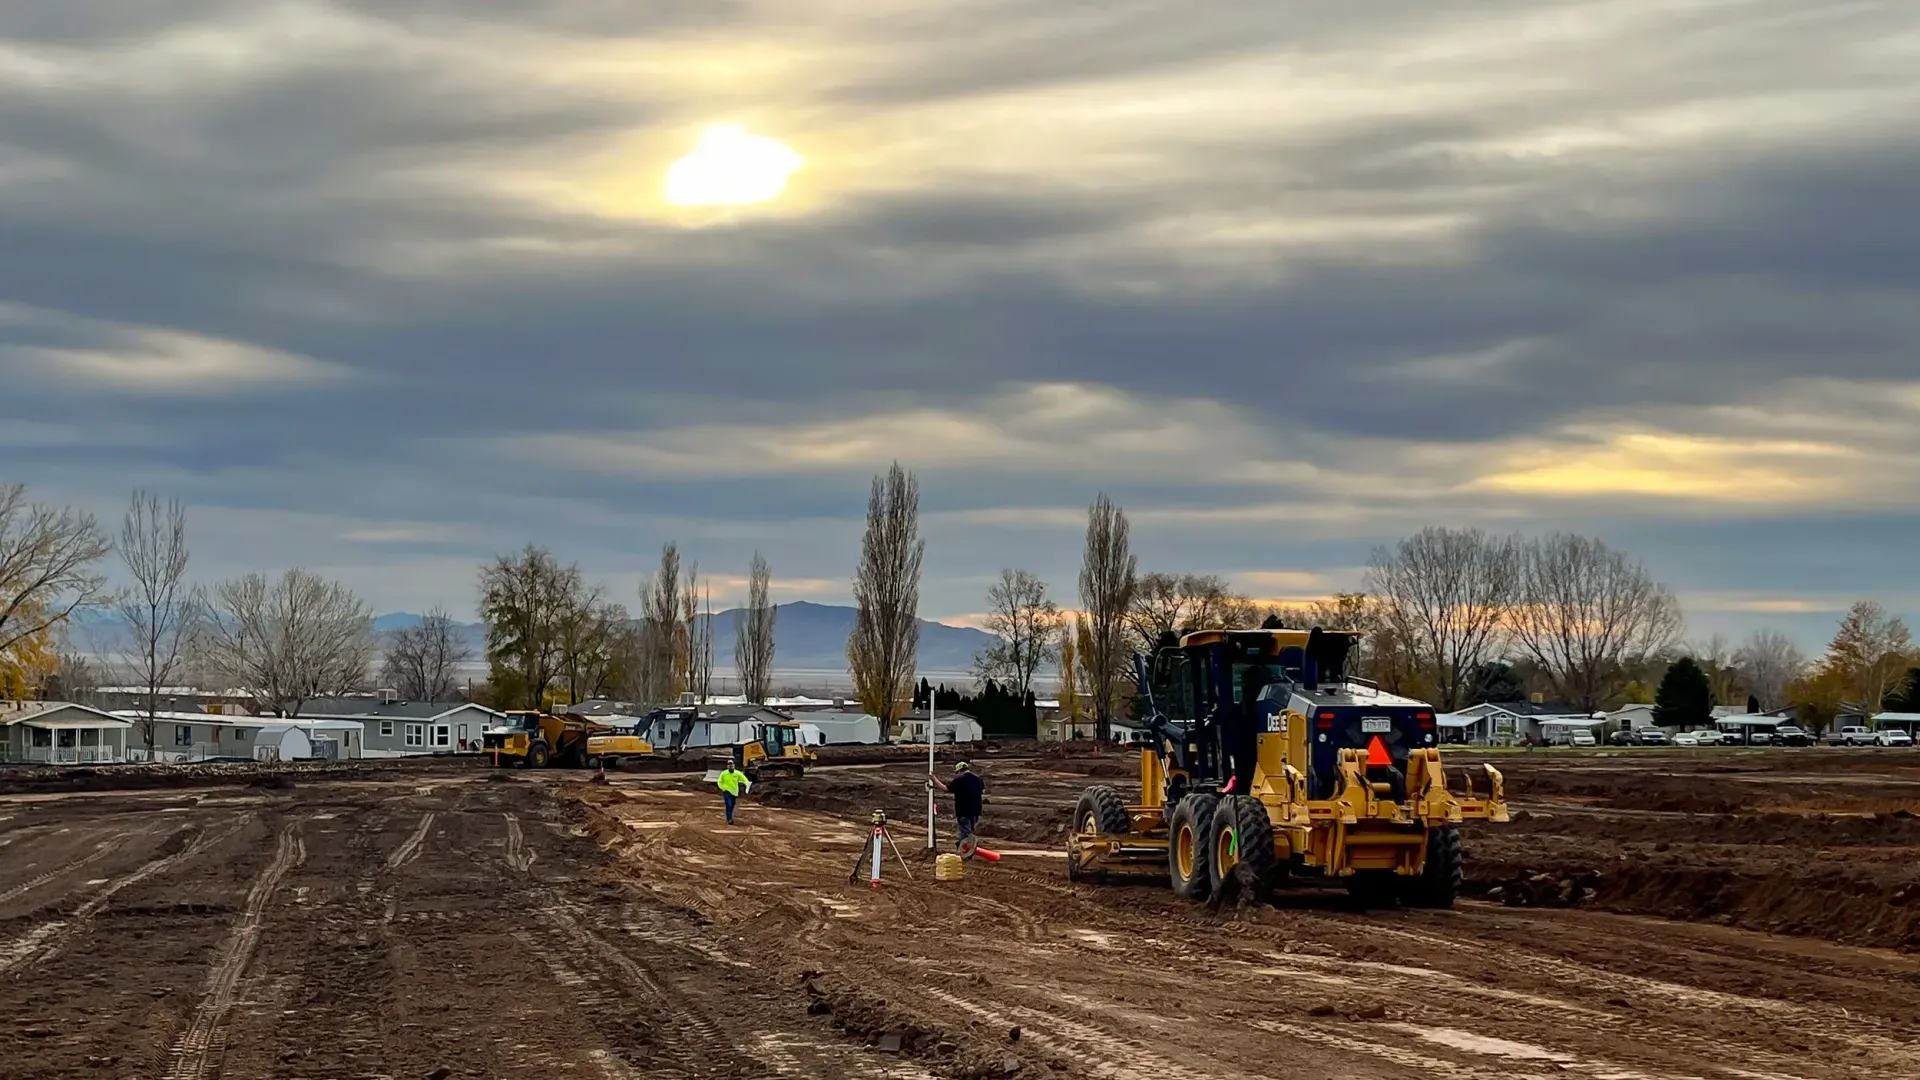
[480, 711, 609, 769]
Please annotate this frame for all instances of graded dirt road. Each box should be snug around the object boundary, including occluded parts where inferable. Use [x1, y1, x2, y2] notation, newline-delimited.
[3, 749, 1919, 1079]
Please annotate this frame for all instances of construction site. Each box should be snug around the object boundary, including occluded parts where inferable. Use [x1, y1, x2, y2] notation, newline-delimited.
[2, 734, 1918, 1078]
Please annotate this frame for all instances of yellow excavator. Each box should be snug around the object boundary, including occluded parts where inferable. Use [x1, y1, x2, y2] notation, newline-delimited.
[1067, 626, 1508, 907]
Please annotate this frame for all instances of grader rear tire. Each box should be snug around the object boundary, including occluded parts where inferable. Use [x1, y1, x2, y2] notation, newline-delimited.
[1168, 794, 1219, 901]
[1207, 795, 1276, 901]
[1402, 826, 1463, 909]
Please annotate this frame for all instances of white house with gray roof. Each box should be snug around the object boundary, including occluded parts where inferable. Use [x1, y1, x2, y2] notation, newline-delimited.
[291, 698, 507, 756]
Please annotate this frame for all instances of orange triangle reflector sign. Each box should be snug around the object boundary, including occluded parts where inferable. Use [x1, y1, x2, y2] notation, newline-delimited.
[1366, 735, 1391, 767]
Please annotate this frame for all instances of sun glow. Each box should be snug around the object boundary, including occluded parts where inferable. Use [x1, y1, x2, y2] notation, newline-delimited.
[664, 124, 802, 207]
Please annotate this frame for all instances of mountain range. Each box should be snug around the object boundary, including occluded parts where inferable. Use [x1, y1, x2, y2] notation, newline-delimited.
[387, 602, 992, 673]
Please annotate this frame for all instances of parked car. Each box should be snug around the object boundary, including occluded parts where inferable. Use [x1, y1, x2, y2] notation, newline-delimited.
[1876, 730, 1914, 748]
[1607, 729, 1634, 746]
[1832, 726, 1877, 746]
[1673, 731, 1701, 747]
[1746, 731, 1774, 746]
[1634, 729, 1670, 746]
[1569, 730, 1597, 747]
[1774, 725, 1814, 747]
[1691, 729, 1726, 746]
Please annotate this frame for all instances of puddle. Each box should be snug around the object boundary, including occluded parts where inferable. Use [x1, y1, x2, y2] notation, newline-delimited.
[1072, 929, 1119, 949]
[84, 878, 109, 886]
[622, 820, 677, 830]
[1393, 1024, 1574, 1062]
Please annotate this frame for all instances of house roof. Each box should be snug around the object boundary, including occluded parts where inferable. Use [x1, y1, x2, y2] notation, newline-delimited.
[1871, 712, 1920, 723]
[111, 710, 364, 731]
[291, 699, 501, 721]
[4, 702, 133, 728]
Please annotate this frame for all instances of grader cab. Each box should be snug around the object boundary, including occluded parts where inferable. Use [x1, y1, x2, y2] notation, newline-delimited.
[1066, 626, 1508, 906]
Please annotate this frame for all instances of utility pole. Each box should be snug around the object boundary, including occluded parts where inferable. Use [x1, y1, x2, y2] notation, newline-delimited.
[926, 683, 937, 849]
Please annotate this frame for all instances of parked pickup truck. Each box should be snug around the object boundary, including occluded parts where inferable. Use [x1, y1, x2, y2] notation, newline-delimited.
[1830, 726, 1878, 746]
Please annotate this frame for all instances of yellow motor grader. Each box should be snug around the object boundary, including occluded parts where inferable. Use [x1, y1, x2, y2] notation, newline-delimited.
[1066, 626, 1508, 907]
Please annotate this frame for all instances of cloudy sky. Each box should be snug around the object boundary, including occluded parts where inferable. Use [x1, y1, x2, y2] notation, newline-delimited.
[3, 0, 1916, 649]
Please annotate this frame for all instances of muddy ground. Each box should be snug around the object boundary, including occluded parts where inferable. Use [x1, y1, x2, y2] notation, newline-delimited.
[3, 748, 1918, 1078]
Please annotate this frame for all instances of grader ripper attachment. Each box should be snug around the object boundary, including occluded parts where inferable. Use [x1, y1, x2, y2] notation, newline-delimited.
[1066, 626, 1508, 907]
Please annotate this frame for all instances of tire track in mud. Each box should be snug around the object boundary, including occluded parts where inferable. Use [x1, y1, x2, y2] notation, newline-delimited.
[503, 812, 536, 872]
[1336, 921, 1901, 1077]
[916, 984, 1214, 1079]
[0, 819, 243, 975]
[505, 812, 915, 1079]
[0, 835, 126, 905]
[385, 811, 435, 869]
[159, 820, 305, 1080]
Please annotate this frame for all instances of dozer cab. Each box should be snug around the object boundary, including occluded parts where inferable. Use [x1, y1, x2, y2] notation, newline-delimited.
[700, 719, 815, 782]
[1066, 626, 1508, 907]
[480, 710, 609, 769]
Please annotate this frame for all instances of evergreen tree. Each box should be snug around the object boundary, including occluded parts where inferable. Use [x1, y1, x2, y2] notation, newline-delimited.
[1654, 657, 1713, 729]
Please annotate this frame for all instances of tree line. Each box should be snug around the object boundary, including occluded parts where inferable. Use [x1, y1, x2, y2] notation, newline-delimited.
[8, 477, 1912, 741]
[474, 541, 778, 712]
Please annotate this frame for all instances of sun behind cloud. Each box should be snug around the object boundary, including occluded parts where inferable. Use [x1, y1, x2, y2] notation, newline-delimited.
[664, 124, 803, 208]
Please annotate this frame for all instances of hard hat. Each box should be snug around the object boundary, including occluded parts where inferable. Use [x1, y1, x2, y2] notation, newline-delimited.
[954, 761, 971, 773]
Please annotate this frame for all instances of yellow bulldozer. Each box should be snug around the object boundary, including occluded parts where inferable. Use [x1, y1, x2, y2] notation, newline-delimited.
[700, 718, 816, 782]
[481, 710, 610, 769]
[1067, 626, 1508, 907]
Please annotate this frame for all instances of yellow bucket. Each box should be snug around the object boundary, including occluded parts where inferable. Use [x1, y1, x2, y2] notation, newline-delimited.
[934, 853, 965, 882]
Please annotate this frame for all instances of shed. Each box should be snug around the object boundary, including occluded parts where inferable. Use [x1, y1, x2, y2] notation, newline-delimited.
[793, 710, 883, 745]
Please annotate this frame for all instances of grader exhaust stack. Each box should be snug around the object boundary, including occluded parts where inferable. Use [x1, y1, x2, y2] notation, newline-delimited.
[1067, 627, 1508, 906]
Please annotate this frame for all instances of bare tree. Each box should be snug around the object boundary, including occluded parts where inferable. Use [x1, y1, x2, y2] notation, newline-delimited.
[1823, 600, 1913, 715]
[1078, 493, 1137, 743]
[115, 492, 203, 753]
[734, 552, 777, 704]
[680, 562, 714, 704]
[0, 484, 111, 659]
[1733, 629, 1805, 711]
[1508, 534, 1683, 713]
[1690, 633, 1746, 707]
[1128, 572, 1255, 650]
[478, 546, 578, 709]
[380, 608, 472, 703]
[848, 463, 923, 733]
[1057, 616, 1083, 738]
[555, 584, 626, 706]
[630, 542, 686, 707]
[1366, 527, 1519, 711]
[202, 569, 374, 717]
[973, 568, 1061, 695]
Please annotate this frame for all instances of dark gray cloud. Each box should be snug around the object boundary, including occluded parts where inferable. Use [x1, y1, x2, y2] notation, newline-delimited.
[1, 0, 1916, 643]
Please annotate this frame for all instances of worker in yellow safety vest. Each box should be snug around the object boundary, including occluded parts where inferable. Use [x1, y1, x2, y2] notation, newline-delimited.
[716, 764, 751, 825]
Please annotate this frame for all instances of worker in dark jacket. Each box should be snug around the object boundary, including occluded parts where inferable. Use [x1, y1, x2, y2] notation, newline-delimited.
[928, 761, 986, 849]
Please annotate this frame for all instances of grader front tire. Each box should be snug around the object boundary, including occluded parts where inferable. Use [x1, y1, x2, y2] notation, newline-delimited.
[1075, 785, 1132, 836]
[1067, 785, 1133, 883]
[1168, 794, 1219, 901]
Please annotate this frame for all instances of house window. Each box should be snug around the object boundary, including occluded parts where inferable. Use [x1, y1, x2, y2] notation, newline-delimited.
[433, 725, 450, 748]
[456, 723, 469, 748]
[404, 724, 424, 747]
[175, 724, 193, 746]
[379, 720, 394, 737]
[30, 727, 51, 748]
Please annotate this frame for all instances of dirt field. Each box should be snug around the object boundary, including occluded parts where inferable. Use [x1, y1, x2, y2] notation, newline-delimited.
[3, 748, 1919, 1078]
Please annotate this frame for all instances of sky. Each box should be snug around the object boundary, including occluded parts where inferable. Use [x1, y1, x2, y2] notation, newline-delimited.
[2, 1, 1917, 652]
